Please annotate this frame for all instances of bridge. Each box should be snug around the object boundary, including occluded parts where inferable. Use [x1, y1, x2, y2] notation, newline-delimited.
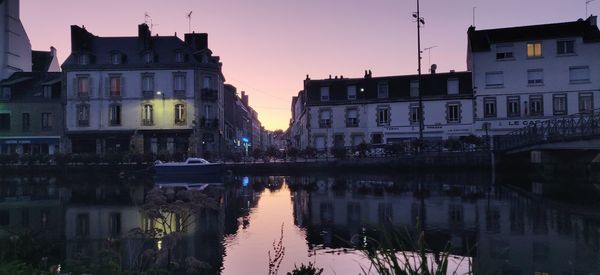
[494, 108, 600, 154]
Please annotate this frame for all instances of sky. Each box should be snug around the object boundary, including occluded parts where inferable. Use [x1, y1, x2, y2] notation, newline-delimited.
[21, 0, 597, 130]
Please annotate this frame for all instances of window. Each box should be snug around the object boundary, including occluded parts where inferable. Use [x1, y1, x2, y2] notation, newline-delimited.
[109, 213, 121, 236]
[203, 76, 213, 89]
[320, 87, 330, 101]
[351, 135, 364, 146]
[447, 78, 459, 95]
[552, 94, 567, 115]
[314, 135, 326, 150]
[447, 103, 461, 123]
[109, 105, 121, 126]
[410, 80, 419, 97]
[484, 97, 497, 118]
[557, 40, 575, 55]
[203, 104, 212, 118]
[527, 69, 544, 85]
[346, 108, 358, 127]
[142, 104, 153, 125]
[174, 74, 185, 91]
[43, 86, 52, 99]
[0, 87, 10, 100]
[0, 113, 10, 130]
[22, 113, 30, 131]
[529, 95, 543, 116]
[79, 54, 89, 65]
[318, 109, 331, 128]
[77, 104, 90, 127]
[496, 44, 514, 60]
[77, 77, 90, 97]
[485, 72, 503, 88]
[507, 96, 521, 117]
[579, 93, 594, 112]
[111, 53, 121, 64]
[347, 85, 357, 100]
[569, 66, 590, 83]
[75, 213, 90, 238]
[378, 82, 389, 99]
[175, 52, 185, 63]
[371, 133, 383, 144]
[110, 76, 121, 97]
[377, 106, 390, 126]
[175, 104, 186, 125]
[527, 42, 542, 58]
[143, 52, 153, 64]
[142, 75, 154, 92]
[409, 104, 421, 124]
[41, 113, 52, 130]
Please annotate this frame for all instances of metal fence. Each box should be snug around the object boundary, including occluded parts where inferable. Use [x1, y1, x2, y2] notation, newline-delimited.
[494, 108, 600, 151]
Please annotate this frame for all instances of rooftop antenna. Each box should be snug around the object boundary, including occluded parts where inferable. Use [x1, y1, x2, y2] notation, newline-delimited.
[423, 45, 438, 68]
[587, 0, 597, 17]
[472, 6, 476, 26]
[144, 12, 158, 31]
[187, 11, 193, 33]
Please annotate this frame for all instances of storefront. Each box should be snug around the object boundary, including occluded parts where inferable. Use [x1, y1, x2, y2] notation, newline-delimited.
[0, 136, 61, 155]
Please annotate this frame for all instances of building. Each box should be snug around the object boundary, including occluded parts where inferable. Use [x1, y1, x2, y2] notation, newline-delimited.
[468, 16, 600, 136]
[62, 24, 225, 156]
[0, 0, 32, 80]
[297, 71, 474, 151]
[289, 90, 308, 149]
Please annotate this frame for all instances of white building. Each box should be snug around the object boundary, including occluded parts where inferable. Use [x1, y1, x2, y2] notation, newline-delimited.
[468, 16, 600, 136]
[62, 24, 224, 155]
[299, 71, 474, 151]
[0, 0, 31, 80]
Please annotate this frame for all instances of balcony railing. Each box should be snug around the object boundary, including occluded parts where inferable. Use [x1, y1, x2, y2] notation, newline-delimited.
[201, 88, 218, 101]
[199, 118, 218, 129]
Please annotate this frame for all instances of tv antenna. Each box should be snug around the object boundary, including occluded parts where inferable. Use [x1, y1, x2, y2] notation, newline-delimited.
[472, 7, 476, 26]
[587, 0, 597, 17]
[144, 12, 158, 31]
[423, 45, 438, 68]
[187, 11, 193, 33]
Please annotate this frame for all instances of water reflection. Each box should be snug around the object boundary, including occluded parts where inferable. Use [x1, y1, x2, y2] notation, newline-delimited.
[0, 173, 599, 274]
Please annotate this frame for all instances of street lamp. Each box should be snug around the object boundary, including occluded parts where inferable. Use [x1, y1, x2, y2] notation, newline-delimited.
[413, 0, 425, 140]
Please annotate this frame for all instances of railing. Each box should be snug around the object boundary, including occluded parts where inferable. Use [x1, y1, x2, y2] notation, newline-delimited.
[201, 88, 218, 101]
[495, 108, 600, 151]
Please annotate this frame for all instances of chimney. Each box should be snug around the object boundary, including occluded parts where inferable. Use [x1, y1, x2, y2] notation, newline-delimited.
[364, 70, 368, 78]
[138, 24, 152, 49]
[185, 33, 208, 50]
[50, 46, 57, 58]
[430, 64, 437, 74]
[70, 25, 93, 52]
[450, 69, 455, 73]
[590, 15, 597, 26]
[241, 91, 249, 106]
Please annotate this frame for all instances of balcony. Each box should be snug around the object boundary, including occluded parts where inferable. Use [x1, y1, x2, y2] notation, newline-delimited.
[174, 90, 186, 99]
[199, 118, 218, 130]
[201, 88, 218, 101]
[142, 91, 155, 99]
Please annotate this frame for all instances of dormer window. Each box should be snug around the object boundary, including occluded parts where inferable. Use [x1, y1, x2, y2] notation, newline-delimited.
[111, 53, 122, 65]
[175, 52, 185, 63]
[79, 54, 90, 65]
[143, 52, 154, 64]
[43, 86, 52, 99]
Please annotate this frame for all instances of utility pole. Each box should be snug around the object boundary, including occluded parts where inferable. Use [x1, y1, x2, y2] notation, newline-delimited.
[413, 0, 426, 140]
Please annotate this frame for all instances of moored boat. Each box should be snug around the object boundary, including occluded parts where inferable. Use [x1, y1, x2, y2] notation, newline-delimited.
[154, 158, 224, 179]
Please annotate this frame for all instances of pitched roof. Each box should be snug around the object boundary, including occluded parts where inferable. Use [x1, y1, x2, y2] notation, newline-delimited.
[32, 50, 53, 72]
[468, 16, 600, 52]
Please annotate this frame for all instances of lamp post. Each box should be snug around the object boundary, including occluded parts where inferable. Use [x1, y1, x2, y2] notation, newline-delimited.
[413, 0, 426, 140]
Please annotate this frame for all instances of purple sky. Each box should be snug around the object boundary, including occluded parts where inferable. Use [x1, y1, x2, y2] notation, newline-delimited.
[21, 0, 595, 130]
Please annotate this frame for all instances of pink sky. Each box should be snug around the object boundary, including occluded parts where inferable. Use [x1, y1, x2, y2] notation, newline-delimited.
[21, 0, 595, 130]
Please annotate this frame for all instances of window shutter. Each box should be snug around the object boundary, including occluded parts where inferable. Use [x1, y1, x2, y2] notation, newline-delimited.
[121, 77, 125, 97]
[105, 77, 110, 97]
[73, 78, 78, 96]
[89, 77, 94, 97]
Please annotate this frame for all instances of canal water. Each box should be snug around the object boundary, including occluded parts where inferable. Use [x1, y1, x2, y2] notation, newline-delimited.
[0, 171, 599, 274]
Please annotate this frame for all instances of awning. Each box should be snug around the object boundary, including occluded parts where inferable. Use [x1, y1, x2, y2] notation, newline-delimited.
[0, 137, 60, 145]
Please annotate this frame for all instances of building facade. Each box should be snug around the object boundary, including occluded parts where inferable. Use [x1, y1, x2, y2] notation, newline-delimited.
[468, 16, 600, 136]
[298, 71, 474, 151]
[62, 24, 225, 156]
[0, 0, 32, 80]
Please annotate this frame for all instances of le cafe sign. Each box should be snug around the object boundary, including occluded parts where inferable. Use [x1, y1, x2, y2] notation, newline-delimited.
[495, 119, 544, 128]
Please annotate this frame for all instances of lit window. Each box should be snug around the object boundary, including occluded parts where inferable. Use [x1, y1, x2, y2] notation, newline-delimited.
[175, 104, 186, 125]
[529, 95, 543, 116]
[569, 66, 590, 83]
[507, 96, 520, 117]
[77, 77, 90, 97]
[110, 76, 121, 97]
[447, 103, 460, 123]
[556, 40, 575, 55]
[447, 79, 459, 95]
[579, 93, 594, 112]
[410, 80, 419, 97]
[347, 85, 357, 100]
[552, 94, 567, 115]
[109, 105, 121, 126]
[496, 44, 514, 60]
[527, 69, 544, 85]
[142, 105, 153, 125]
[377, 106, 390, 126]
[485, 72, 503, 88]
[527, 42, 542, 58]
[484, 97, 496, 118]
[377, 82, 389, 99]
[320, 87, 329, 101]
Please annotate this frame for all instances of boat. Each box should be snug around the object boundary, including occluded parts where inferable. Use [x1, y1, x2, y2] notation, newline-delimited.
[154, 158, 224, 180]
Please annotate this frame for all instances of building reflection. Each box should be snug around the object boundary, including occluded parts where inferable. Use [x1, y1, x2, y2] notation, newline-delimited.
[291, 175, 600, 274]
